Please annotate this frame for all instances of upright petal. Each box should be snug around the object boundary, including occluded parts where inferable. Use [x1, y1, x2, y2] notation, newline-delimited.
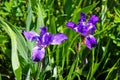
[50, 33, 68, 45]
[40, 26, 48, 35]
[88, 15, 99, 25]
[79, 12, 86, 22]
[86, 35, 97, 50]
[39, 27, 52, 46]
[32, 47, 45, 62]
[66, 22, 76, 29]
[22, 30, 39, 41]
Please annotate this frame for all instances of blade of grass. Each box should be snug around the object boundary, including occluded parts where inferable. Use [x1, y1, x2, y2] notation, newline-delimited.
[72, 1, 99, 23]
[0, 74, 1, 80]
[36, 1, 45, 33]
[105, 58, 120, 80]
[1, 17, 29, 62]
[0, 18, 22, 80]
[26, 0, 32, 31]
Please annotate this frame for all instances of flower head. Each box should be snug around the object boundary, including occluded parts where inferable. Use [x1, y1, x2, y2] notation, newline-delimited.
[66, 12, 99, 49]
[23, 27, 68, 62]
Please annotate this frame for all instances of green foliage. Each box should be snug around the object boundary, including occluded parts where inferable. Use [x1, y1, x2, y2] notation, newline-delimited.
[0, 0, 120, 80]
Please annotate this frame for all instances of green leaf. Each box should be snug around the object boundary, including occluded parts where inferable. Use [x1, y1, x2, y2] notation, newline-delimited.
[49, 15, 56, 34]
[26, 0, 33, 31]
[64, 0, 73, 15]
[72, 1, 99, 23]
[0, 18, 22, 80]
[105, 59, 120, 80]
[36, 1, 45, 33]
[67, 61, 76, 79]
[25, 69, 31, 80]
[80, 2, 99, 14]
[3, 18, 29, 62]
[0, 35, 9, 44]
[0, 74, 1, 80]
[114, 7, 120, 18]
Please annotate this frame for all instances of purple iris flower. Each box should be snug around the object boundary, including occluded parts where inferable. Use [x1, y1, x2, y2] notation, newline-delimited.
[22, 27, 68, 62]
[66, 12, 99, 49]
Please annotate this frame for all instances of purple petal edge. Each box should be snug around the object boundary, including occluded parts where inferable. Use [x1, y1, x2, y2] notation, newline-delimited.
[41, 32, 52, 46]
[79, 12, 86, 22]
[40, 26, 48, 35]
[50, 33, 68, 45]
[32, 47, 45, 62]
[66, 22, 76, 29]
[86, 35, 97, 50]
[22, 30, 39, 41]
[88, 15, 99, 24]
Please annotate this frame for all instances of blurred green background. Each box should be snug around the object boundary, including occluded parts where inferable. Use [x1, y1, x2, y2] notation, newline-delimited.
[0, 0, 120, 80]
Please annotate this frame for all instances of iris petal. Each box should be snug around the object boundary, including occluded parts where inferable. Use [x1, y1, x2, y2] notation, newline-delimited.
[79, 12, 86, 22]
[75, 22, 88, 36]
[86, 23, 96, 35]
[40, 27, 48, 35]
[88, 15, 99, 24]
[22, 30, 39, 41]
[50, 33, 68, 45]
[86, 35, 97, 50]
[32, 47, 45, 62]
[66, 22, 76, 29]
[23, 26, 68, 62]
[39, 27, 52, 46]
[41, 32, 52, 46]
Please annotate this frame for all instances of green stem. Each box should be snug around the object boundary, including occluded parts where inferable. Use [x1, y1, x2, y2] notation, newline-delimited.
[66, 34, 80, 66]
[35, 62, 42, 80]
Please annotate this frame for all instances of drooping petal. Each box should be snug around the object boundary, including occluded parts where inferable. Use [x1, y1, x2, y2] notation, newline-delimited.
[50, 33, 68, 45]
[66, 22, 76, 29]
[86, 35, 97, 50]
[88, 15, 99, 25]
[22, 30, 39, 41]
[32, 47, 45, 62]
[79, 12, 86, 22]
